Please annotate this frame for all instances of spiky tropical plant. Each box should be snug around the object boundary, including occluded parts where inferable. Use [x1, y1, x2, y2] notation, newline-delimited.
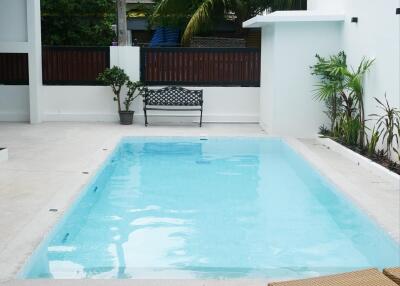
[370, 95, 400, 160]
[365, 126, 382, 157]
[337, 115, 361, 147]
[152, 0, 306, 45]
[393, 147, 400, 162]
[395, 119, 400, 161]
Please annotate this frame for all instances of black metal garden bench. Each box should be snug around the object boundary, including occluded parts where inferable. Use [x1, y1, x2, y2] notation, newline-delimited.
[143, 86, 203, 127]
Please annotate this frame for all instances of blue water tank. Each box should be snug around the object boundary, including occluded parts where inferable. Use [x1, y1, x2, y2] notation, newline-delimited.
[150, 27, 180, 47]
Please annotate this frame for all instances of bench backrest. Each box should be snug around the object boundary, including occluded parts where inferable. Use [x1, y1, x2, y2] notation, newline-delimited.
[143, 86, 203, 106]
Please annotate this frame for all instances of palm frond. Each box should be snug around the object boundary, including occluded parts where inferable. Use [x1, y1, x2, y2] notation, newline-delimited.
[313, 82, 337, 101]
[153, 0, 186, 15]
[181, 0, 223, 45]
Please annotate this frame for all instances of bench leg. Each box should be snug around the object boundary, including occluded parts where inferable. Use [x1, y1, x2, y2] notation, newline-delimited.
[199, 108, 203, 127]
[144, 108, 148, 126]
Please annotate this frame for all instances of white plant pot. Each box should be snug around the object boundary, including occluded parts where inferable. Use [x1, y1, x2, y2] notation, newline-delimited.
[0, 148, 8, 162]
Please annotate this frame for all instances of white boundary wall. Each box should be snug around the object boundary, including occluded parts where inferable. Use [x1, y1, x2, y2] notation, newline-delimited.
[259, 20, 342, 137]
[41, 47, 259, 123]
[0, 86, 30, 122]
[42, 86, 259, 123]
[308, 0, 400, 129]
[0, 0, 42, 123]
[1, 45, 259, 123]
[243, 0, 400, 138]
[244, 12, 344, 137]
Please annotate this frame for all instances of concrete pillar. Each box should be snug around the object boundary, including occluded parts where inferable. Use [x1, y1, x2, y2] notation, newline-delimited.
[27, 0, 43, 123]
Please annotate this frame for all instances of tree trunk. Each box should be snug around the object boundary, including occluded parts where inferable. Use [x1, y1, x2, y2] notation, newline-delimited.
[117, 0, 128, 46]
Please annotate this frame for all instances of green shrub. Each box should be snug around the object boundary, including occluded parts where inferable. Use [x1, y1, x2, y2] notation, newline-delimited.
[97, 66, 129, 112]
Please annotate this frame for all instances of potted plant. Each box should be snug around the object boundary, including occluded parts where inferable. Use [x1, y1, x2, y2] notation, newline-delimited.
[97, 66, 130, 124]
[120, 80, 144, 125]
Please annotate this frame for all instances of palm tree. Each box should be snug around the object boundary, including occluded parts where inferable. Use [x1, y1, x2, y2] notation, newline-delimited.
[345, 58, 374, 147]
[311, 52, 373, 148]
[152, 0, 306, 45]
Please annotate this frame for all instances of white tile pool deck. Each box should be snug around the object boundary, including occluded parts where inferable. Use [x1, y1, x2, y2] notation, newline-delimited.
[0, 122, 398, 286]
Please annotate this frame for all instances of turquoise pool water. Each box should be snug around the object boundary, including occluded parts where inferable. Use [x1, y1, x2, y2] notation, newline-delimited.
[22, 137, 399, 279]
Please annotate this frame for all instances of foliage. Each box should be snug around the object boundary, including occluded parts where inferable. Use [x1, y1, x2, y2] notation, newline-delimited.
[41, 0, 115, 46]
[123, 81, 144, 111]
[337, 115, 362, 147]
[319, 125, 330, 136]
[323, 95, 343, 132]
[393, 147, 400, 163]
[151, 0, 306, 44]
[365, 126, 382, 157]
[311, 52, 347, 131]
[395, 121, 400, 161]
[97, 66, 129, 112]
[311, 52, 373, 148]
[344, 58, 374, 147]
[370, 95, 400, 160]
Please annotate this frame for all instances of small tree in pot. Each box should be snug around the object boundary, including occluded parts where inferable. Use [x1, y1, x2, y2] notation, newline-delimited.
[97, 66, 129, 124]
[120, 80, 144, 124]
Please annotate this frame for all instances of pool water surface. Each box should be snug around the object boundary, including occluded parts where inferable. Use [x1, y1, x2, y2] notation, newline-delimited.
[21, 137, 400, 279]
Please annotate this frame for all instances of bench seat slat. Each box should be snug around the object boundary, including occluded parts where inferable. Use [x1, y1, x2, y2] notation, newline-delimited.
[145, 108, 202, 111]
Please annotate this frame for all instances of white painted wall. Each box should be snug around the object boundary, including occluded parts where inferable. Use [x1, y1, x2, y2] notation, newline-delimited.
[41, 46, 260, 123]
[41, 86, 118, 122]
[272, 22, 342, 137]
[0, 44, 258, 124]
[42, 86, 260, 123]
[0, 0, 27, 42]
[0, 0, 42, 123]
[143, 86, 260, 123]
[307, 0, 346, 13]
[254, 17, 343, 137]
[0, 85, 29, 121]
[308, 0, 400, 128]
[259, 25, 275, 132]
[110, 46, 140, 81]
[42, 47, 139, 122]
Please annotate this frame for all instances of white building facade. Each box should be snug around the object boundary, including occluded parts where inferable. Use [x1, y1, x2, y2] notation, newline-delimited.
[0, 0, 42, 123]
[244, 0, 400, 137]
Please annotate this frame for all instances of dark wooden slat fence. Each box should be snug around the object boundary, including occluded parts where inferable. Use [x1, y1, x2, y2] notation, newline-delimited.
[140, 48, 260, 87]
[42, 46, 110, 85]
[0, 53, 29, 85]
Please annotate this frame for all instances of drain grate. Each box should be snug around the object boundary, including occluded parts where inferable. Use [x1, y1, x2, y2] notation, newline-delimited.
[196, 159, 211, 165]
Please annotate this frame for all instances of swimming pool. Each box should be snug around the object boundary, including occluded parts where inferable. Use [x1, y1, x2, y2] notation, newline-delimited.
[21, 137, 399, 279]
